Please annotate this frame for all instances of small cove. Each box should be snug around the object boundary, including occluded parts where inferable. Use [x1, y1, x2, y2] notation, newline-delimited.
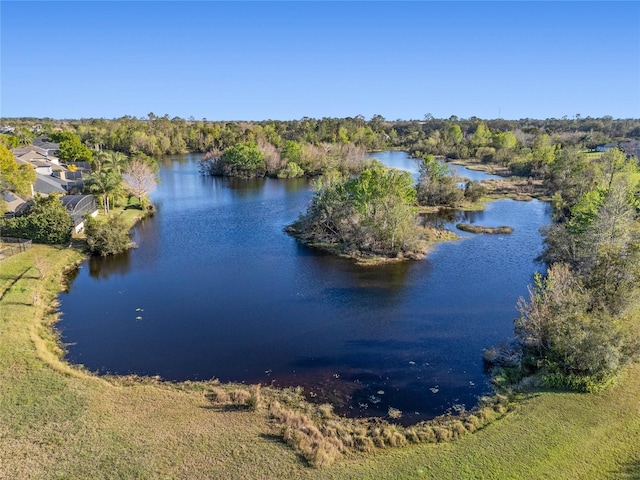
[58, 151, 550, 424]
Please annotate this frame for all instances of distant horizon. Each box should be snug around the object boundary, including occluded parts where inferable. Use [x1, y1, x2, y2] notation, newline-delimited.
[1, 113, 639, 123]
[2, 2, 639, 120]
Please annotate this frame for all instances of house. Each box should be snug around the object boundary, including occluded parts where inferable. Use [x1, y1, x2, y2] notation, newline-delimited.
[13, 145, 84, 194]
[619, 139, 640, 160]
[33, 136, 60, 157]
[13, 146, 60, 165]
[60, 195, 99, 233]
[2, 192, 28, 218]
[34, 174, 68, 194]
[4, 194, 98, 233]
[595, 142, 619, 152]
[15, 152, 56, 175]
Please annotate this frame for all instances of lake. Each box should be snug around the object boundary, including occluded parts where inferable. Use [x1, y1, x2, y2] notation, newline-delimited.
[58, 151, 550, 424]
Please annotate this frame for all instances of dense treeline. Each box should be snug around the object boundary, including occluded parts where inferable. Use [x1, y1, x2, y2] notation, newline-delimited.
[3, 114, 638, 164]
[3, 113, 637, 182]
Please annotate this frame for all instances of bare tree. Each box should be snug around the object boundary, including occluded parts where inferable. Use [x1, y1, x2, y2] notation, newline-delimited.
[32, 255, 48, 279]
[122, 160, 157, 205]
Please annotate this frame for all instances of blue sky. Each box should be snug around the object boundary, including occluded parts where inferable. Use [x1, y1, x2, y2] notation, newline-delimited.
[1, 1, 639, 120]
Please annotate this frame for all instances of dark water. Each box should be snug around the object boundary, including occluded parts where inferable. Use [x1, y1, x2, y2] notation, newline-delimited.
[58, 152, 550, 424]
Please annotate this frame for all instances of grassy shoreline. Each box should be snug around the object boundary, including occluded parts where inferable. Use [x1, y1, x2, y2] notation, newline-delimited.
[1, 244, 639, 478]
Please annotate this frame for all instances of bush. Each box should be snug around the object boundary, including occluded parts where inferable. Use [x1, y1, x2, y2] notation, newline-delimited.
[463, 180, 487, 202]
[85, 214, 133, 256]
[1, 194, 72, 244]
[229, 389, 251, 406]
[277, 161, 305, 178]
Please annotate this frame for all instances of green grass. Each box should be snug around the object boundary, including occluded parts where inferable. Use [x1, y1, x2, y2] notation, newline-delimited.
[1, 246, 639, 479]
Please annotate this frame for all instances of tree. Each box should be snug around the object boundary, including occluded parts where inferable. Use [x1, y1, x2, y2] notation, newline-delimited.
[97, 150, 129, 174]
[416, 155, 463, 207]
[514, 263, 633, 383]
[218, 142, 266, 178]
[122, 160, 158, 206]
[0, 144, 36, 197]
[281, 140, 303, 164]
[85, 170, 123, 213]
[85, 214, 133, 256]
[0, 194, 72, 244]
[58, 134, 93, 163]
[15, 128, 34, 146]
[469, 122, 492, 150]
[290, 165, 421, 257]
[344, 165, 417, 253]
[0, 134, 20, 149]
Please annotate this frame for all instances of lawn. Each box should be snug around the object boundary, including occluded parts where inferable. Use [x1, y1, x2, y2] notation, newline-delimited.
[0, 245, 638, 479]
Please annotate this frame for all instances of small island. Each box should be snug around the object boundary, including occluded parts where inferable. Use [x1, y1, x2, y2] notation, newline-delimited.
[285, 164, 431, 264]
[456, 223, 513, 234]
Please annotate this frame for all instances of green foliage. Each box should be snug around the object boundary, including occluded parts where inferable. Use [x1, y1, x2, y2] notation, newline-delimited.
[541, 372, 616, 393]
[0, 134, 20, 149]
[463, 180, 487, 202]
[84, 214, 132, 256]
[0, 195, 72, 244]
[15, 128, 35, 146]
[493, 131, 518, 151]
[281, 140, 302, 164]
[85, 170, 123, 213]
[515, 260, 637, 388]
[469, 122, 492, 150]
[218, 142, 266, 178]
[416, 155, 463, 207]
[277, 162, 304, 178]
[291, 165, 421, 257]
[0, 144, 36, 196]
[58, 133, 93, 163]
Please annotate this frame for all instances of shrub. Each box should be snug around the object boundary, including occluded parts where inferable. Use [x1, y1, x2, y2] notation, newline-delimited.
[277, 161, 304, 178]
[246, 384, 262, 411]
[206, 387, 230, 404]
[85, 214, 133, 256]
[463, 180, 487, 202]
[1, 194, 72, 244]
[229, 389, 251, 406]
[318, 403, 334, 419]
[449, 420, 468, 438]
[433, 426, 452, 442]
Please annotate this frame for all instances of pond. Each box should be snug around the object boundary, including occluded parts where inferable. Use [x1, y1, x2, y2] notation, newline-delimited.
[366, 150, 503, 182]
[58, 152, 550, 424]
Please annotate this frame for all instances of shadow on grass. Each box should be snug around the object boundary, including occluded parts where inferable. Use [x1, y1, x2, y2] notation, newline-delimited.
[200, 403, 253, 413]
[617, 459, 640, 479]
[1, 301, 36, 306]
[259, 433, 311, 467]
[258, 433, 285, 444]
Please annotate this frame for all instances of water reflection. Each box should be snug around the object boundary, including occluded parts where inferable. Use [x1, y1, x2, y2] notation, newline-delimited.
[420, 209, 486, 229]
[88, 250, 132, 280]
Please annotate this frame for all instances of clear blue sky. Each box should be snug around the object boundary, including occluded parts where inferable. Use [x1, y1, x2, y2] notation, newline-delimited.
[1, 1, 639, 121]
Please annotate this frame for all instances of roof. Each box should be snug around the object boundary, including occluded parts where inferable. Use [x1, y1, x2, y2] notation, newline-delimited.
[60, 195, 94, 209]
[68, 161, 91, 172]
[34, 174, 67, 194]
[2, 192, 27, 214]
[33, 137, 60, 152]
[13, 145, 47, 156]
[60, 195, 98, 226]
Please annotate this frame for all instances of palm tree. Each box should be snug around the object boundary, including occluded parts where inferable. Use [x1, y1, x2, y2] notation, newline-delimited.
[102, 151, 129, 174]
[85, 170, 122, 214]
